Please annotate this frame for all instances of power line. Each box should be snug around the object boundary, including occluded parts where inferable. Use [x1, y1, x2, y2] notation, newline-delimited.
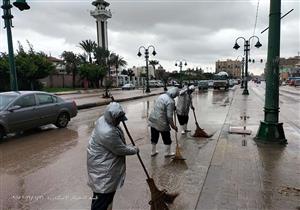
[253, 0, 260, 37]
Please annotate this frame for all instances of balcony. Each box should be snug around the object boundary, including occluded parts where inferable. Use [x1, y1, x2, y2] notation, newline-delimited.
[90, 9, 112, 19]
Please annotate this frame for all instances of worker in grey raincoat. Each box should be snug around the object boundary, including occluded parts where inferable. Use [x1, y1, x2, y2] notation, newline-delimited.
[148, 87, 179, 157]
[176, 85, 195, 134]
[87, 102, 138, 210]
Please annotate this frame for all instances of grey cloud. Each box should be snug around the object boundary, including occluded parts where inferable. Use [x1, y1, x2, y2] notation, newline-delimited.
[1, 0, 299, 75]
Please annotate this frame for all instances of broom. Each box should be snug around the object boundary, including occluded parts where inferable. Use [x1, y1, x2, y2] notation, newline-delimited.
[122, 121, 179, 210]
[172, 111, 185, 160]
[192, 108, 212, 138]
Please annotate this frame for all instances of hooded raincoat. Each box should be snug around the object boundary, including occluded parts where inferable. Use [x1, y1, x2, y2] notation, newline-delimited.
[176, 87, 193, 116]
[87, 102, 137, 193]
[148, 87, 179, 132]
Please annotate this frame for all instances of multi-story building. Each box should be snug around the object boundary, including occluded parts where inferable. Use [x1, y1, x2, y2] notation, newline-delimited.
[279, 56, 300, 80]
[215, 59, 242, 78]
[132, 65, 155, 78]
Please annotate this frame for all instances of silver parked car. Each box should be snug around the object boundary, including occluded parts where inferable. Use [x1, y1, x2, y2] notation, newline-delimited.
[122, 83, 135, 90]
[0, 91, 77, 140]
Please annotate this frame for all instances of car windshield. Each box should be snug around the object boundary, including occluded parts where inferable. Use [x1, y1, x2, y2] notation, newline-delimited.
[0, 94, 17, 111]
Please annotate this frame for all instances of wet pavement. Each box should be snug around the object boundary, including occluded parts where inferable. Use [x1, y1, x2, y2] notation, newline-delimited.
[197, 82, 300, 210]
[1, 84, 299, 210]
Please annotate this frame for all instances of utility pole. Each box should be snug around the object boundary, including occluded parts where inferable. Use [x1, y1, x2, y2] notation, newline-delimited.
[255, 0, 287, 144]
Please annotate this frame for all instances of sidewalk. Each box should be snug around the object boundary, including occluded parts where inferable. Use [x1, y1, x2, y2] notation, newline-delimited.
[196, 87, 300, 210]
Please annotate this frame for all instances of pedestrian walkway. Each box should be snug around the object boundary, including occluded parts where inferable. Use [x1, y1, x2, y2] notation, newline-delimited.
[196, 86, 300, 210]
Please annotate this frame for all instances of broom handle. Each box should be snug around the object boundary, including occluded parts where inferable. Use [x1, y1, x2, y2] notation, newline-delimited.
[192, 109, 199, 126]
[174, 111, 179, 145]
[122, 121, 151, 179]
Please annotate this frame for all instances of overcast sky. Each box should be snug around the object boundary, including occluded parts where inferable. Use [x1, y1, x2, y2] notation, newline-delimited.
[0, 0, 299, 75]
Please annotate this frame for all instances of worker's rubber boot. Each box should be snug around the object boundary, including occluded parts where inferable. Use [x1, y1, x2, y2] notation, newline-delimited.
[151, 144, 158, 157]
[164, 145, 175, 157]
[184, 124, 191, 132]
[181, 125, 186, 135]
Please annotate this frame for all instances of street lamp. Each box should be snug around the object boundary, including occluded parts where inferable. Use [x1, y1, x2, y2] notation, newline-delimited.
[236, 55, 245, 88]
[175, 60, 187, 88]
[1, 0, 30, 91]
[137, 45, 156, 93]
[233, 35, 262, 95]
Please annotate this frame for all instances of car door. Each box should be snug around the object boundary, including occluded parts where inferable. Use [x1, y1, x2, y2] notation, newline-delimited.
[35, 93, 59, 125]
[6, 94, 38, 132]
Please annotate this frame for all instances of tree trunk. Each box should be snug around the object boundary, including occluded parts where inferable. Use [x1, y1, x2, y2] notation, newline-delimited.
[72, 69, 76, 89]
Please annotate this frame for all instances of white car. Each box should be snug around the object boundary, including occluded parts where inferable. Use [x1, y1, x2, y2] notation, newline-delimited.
[122, 83, 135, 90]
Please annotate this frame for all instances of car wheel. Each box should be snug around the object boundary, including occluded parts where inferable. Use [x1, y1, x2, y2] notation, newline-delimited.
[55, 112, 70, 128]
[0, 126, 5, 141]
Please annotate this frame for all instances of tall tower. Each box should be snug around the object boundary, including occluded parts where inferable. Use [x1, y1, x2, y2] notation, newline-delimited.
[90, 0, 112, 50]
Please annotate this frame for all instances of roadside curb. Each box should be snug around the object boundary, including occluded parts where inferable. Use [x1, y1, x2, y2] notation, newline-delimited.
[54, 88, 124, 96]
[77, 92, 163, 110]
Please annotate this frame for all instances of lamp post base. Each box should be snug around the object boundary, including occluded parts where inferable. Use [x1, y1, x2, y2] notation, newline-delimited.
[242, 89, 249, 95]
[255, 121, 287, 144]
[145, 87, 151, 93]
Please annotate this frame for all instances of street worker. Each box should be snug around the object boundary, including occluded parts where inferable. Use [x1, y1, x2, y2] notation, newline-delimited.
[148, 87, 179, 157]
[87, 102, 139, 210]
[176, 85, 195, 134]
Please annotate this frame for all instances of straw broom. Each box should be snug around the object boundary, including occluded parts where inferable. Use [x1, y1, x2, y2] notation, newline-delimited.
[191, 108, 212, 138]
[122, 121, 179, 210]
[172, 111, 185, 160]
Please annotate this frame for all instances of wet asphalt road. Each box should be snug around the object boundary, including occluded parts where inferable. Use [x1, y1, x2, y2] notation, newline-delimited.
[1, 84, 298, 210]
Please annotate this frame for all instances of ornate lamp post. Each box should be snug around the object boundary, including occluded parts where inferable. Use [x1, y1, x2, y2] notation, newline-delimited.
[255, 0, 287, 144]
[233, 36, 262, 95]
[1, 0, 30, 91]
[137, 45, 156, 93]
[175, 60, 187, 88]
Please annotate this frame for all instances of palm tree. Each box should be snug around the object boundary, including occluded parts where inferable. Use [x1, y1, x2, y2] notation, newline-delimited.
[93, 46, 110, 66]
[79, 40, 97, 63]
[61, 51, 80, 89]
[149, 60, 159, 79]
[109, 54, 127, 73]
[109, 54, 127, 86]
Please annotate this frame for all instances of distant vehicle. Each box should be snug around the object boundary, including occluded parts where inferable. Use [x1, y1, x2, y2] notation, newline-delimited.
[156, 81, 164, 87]
[254, 78, 261, 84]
[0, 91, 77, 140]
[208, 80, 214, 88]
[149, 80, 161, 88]
[294, 79, 300, 87]
[122, 83, 135, 90]
[228, 79, 234, 87]
[198, 80, 209, 91]
[213, 72, 229, 90]
[287, 77, 300, 86]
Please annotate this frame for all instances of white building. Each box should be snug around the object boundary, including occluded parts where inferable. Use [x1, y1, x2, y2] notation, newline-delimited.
[132, 66, 155, 78]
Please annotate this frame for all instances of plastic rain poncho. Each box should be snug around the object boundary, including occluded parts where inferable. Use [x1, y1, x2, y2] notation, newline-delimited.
[87, 102, 137, 193]
[148, 87, 179, 131]
[176, 87, 193, 116]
